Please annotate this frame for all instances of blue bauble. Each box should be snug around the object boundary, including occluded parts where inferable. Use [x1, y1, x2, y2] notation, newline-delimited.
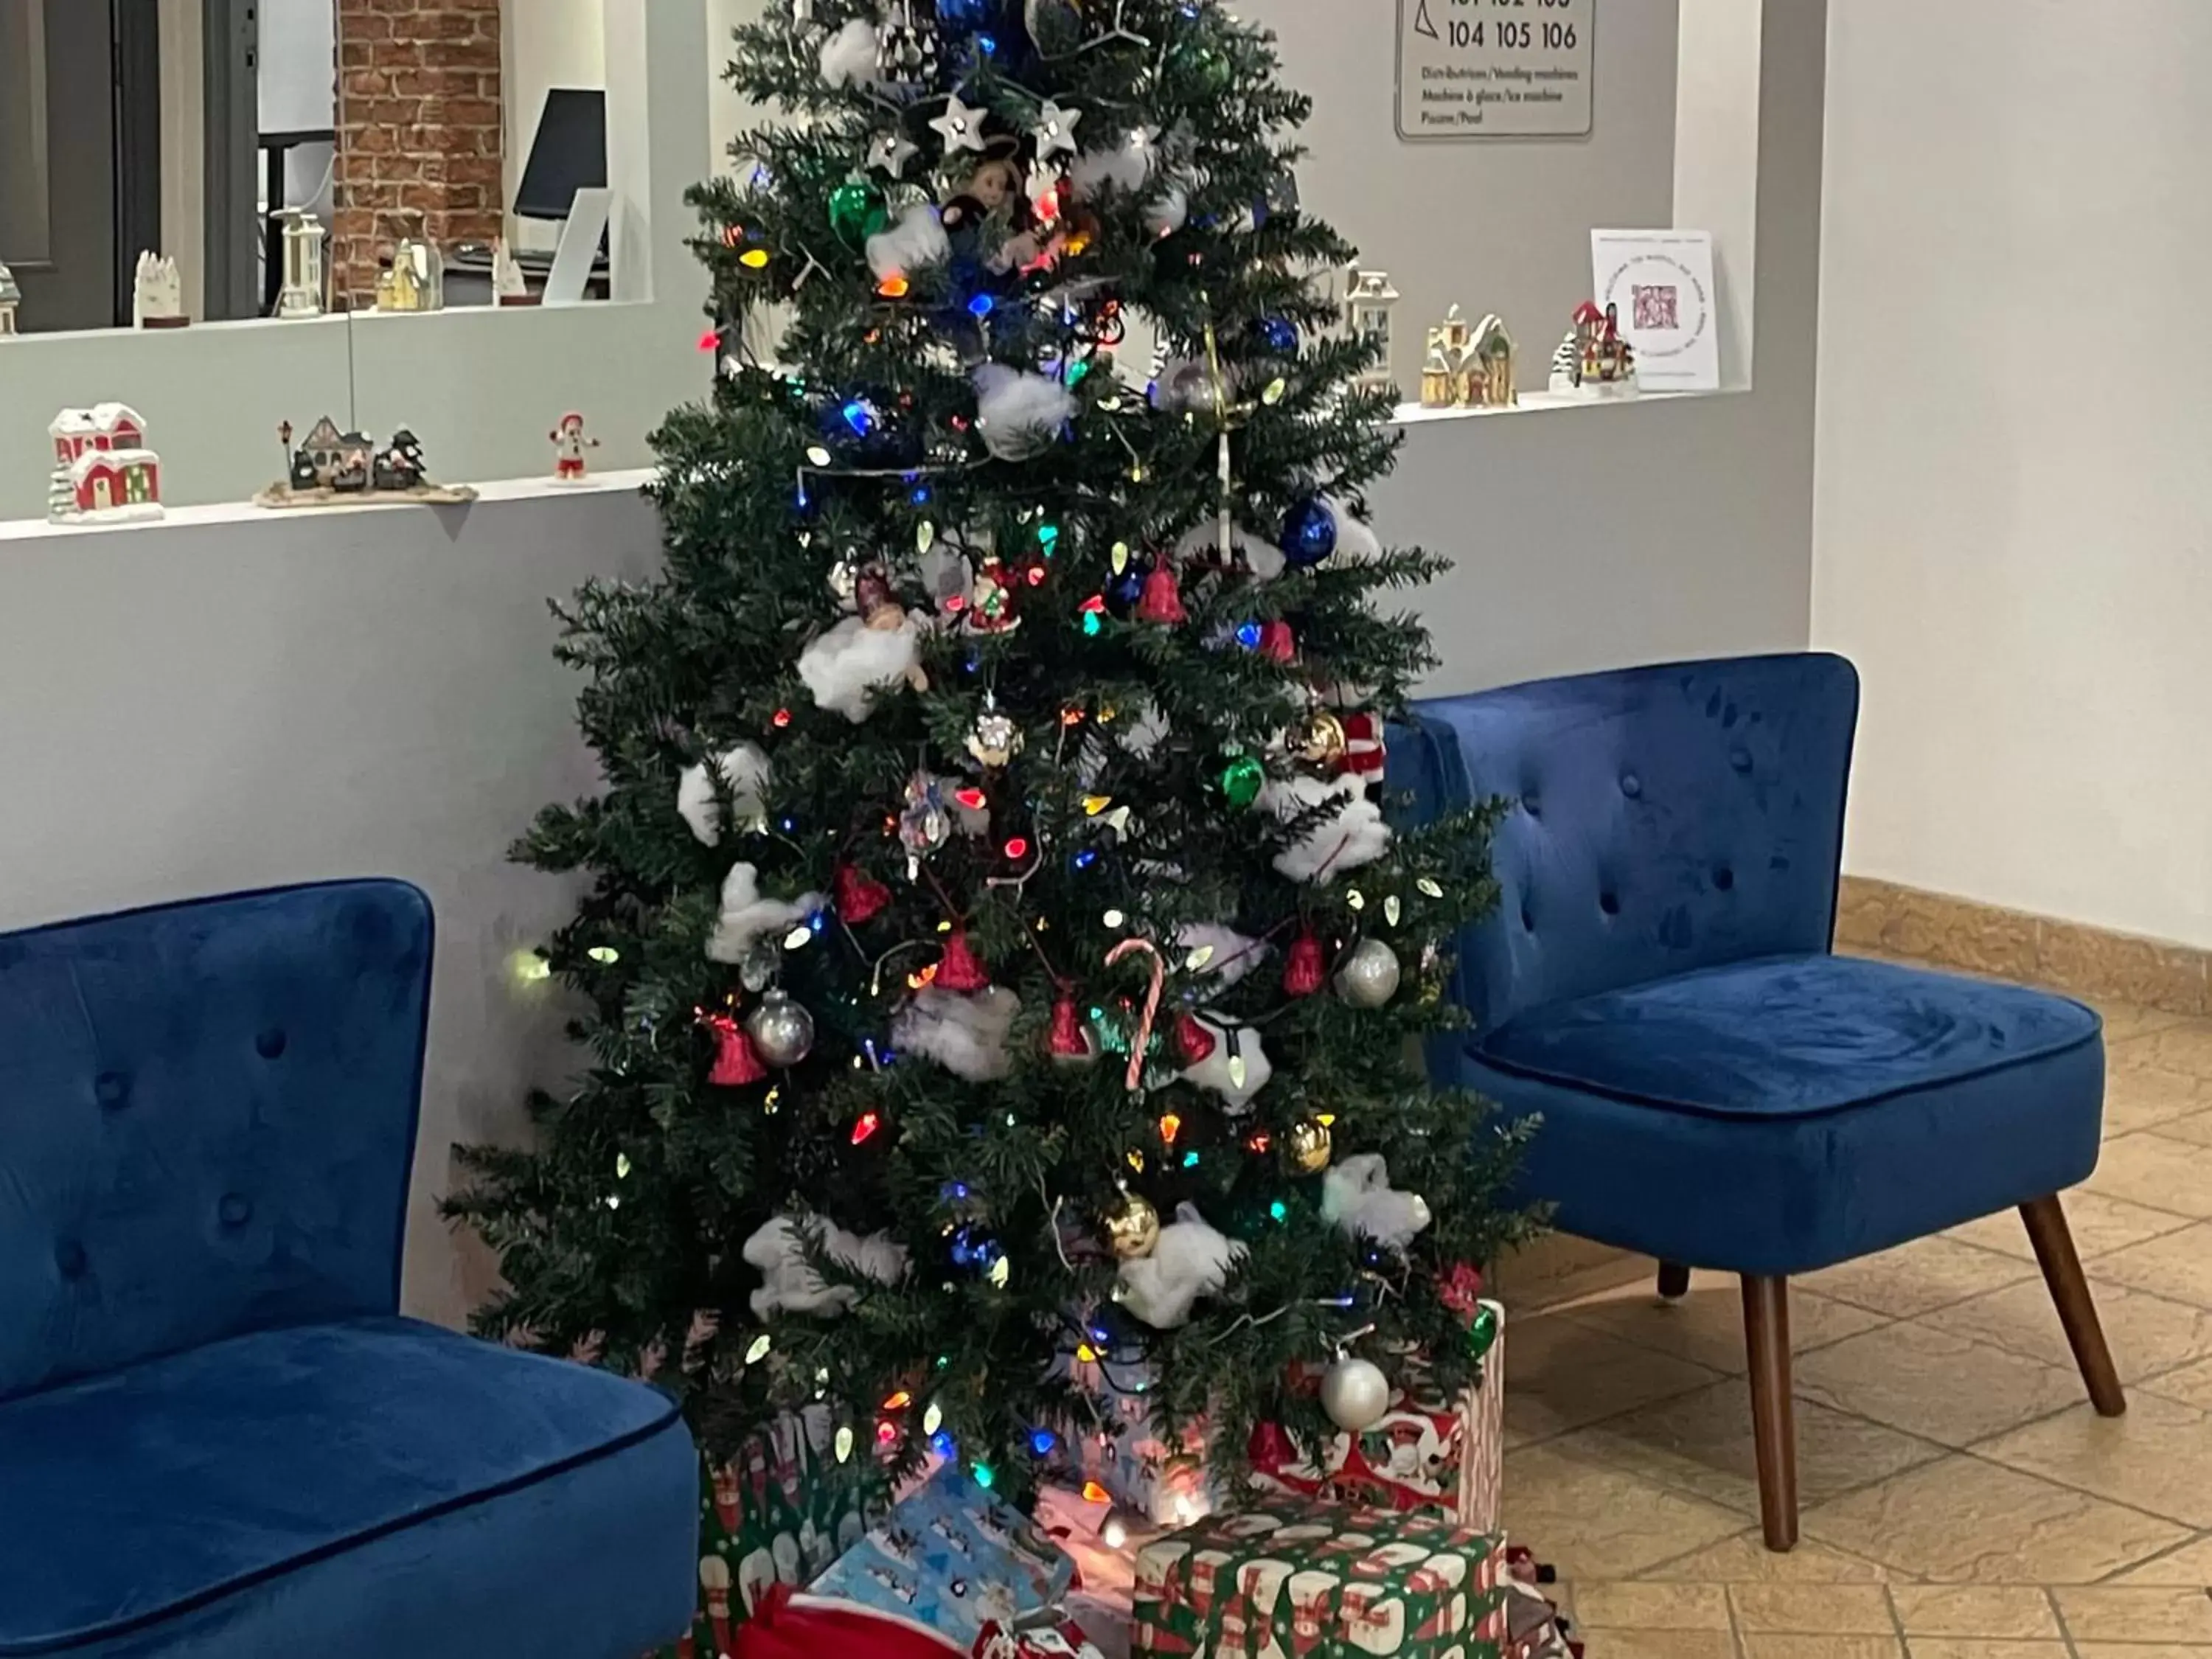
[1255, 316, 1298, 355]
[1280, 498, 1338, 568]
[935, 0, 996, 35]
[950, 1225, 1002, 1272]
[1107, 562, 1147, 614]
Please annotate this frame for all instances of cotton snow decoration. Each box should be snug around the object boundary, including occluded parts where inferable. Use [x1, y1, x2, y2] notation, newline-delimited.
[678, 742, 772, 846]
[1178, 1016, 1272, 1111]
[1116, 1203, 1245, 1330]
[1143, 181, 1189, 240]
[1321, 1153, 1434, 1252]
[973, 364, 1075, 462]
[1175, 923, 1265, 990]
[706, 862, 826, 964]
[1069, 129, 1154, 200]
[743, 1215, 910, 1319]
[797, 611, 925, 722]
[865, 204, 949, 284]
[817, 17, 880, 88]
[893, 985, 1020, 1082]
[1263, 773, 1393, 882]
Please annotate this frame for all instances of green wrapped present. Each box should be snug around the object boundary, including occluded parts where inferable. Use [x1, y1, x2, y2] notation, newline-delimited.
[1132, 1501, 1505, 1659]
[650, 1410, 885, 1658]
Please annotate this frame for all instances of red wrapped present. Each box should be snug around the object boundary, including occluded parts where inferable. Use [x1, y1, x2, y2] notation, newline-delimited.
[1248, 1300, 1503, 1530]
[975, 1615, 1109, 1659]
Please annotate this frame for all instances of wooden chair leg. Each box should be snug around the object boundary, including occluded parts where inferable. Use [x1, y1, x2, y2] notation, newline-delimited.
[1657, 1262, 1691, 1299]
[1742, 1274, 1798, 1551]
[2020, 1194, 2126, 1417]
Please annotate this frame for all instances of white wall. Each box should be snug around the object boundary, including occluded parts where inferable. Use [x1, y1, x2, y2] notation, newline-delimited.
[1813, 0, 2212, 948]
[0, 483, 662, 1326]
[502, 0, 609, 251]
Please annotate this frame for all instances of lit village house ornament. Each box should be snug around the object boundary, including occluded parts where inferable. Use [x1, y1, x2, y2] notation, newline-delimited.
[257, 417, 476, 508]
[1343, 268, 1401, 397]
[1421, 305, 1517, 410]
[47, 405, 163, 525]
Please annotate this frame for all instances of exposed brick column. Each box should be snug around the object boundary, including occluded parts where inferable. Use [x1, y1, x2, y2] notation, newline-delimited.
[331, 0, 505, 307]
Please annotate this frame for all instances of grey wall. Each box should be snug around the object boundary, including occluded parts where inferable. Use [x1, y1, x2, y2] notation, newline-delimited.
[1245, 0, 1681, 392]
[0, 487, 661, 1325]
[1267, 0, 1826, 695]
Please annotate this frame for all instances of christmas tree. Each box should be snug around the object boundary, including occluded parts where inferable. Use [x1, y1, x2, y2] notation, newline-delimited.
[450, 0, 1531, 1500]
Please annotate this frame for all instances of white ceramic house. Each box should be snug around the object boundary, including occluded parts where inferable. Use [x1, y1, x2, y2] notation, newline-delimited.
[0, 261, 21, 336]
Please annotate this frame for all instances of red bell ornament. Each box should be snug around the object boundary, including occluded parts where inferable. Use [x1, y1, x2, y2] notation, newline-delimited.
[936, 927, 992, 992]
[1282, 929, 1326, 998]
[1172, 1010, 1217, 1065]
[704, 1013, 768, 1086]
[1259, 619, 1297, 664]
[1047, 989, 1099, 1066]
[1135, 563, 1188, 626]
[832, 862, 893, 925]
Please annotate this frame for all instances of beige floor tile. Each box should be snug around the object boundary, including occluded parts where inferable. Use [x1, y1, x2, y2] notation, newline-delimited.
[1903, 1643, 2066, 1659]
[1795, 1323, 2087, 1447]
[1740, 1637, 1904, 1659]
[2101, 1030, 2212, 1136]
[1573, 1582, 1733, 1631]
[2053, 1585, 2212, 1642]
[2090, 1223, 2212, 1310]
[1799, 1455, 2188, 1582]
[1499, 1232, 1651, 1312]
[2073, 1648, 2212, 1659]
[1638, 1531, 1902, 1584]
[1560, 1271, 1893, 1375]
[2109, 1534, 2212, 1585]
[1976, 1395, 2212, 1528]
[1575, 1632, 1741, 1659]
[2084, 1134, 2212, 1220]
[1802, 1239, 2037, 1320]
[2139, 1356, 2212, 1411]
[1729, 1583, 1896, 1633]
[2152, 1109, 2212, 1149]
[1921, 1278, 2212, 1386]
[2106, 1018, 2212, 1074]
[1889, 1587, 2062, 1639]
[1506, 1315, 1726, 1445]
[2093, 1003, 2195, 1045]
[1502, 1441, 1747, 1579]
[1945, 1192, 2193, 1263]
[1572, 1381, 1947, 1514]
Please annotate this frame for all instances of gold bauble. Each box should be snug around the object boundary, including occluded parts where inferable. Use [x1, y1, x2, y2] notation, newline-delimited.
[1296, 710, 1348, 767]
[1105, 1190, 1161, 1259]
[1284, 1117, 1333, 1175]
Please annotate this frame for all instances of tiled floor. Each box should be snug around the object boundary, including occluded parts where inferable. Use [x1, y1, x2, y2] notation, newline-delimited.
[1503, 988, 2212, 1658]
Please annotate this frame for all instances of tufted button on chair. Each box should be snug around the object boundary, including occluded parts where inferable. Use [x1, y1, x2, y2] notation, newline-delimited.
[1397, 655, 2123, 1551]
[0, 882, 698, 1658]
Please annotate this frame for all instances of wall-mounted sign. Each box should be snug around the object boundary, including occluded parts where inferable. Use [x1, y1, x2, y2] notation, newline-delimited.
[1591, 229, 1720, 392]
[1396, 0, 1595, 140]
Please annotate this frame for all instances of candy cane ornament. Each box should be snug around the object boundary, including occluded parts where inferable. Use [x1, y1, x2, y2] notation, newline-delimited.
[1105, 936, 1164, 1092]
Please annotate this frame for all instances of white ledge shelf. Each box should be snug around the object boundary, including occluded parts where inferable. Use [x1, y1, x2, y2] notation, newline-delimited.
[1391, 385, 1746, 426]
[0, 468, 658, 545]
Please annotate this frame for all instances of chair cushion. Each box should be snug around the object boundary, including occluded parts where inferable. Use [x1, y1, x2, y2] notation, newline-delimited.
[0, 1316, 698, 1659]
[1446, 955, 2105, 1276]
[1478, 953, 2101, 1118]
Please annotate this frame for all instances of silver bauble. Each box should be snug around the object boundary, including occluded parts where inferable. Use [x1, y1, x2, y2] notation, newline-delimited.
[745, 989, 815, 1068]
[1319, 1354, 1392, 1433]
[1335, 939, 1402, 1009]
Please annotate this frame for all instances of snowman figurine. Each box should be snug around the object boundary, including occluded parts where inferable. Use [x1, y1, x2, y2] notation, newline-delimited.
[549, 411, 599, 483]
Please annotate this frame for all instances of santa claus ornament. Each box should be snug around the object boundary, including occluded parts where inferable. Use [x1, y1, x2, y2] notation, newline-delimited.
[549, 411, 599, 483]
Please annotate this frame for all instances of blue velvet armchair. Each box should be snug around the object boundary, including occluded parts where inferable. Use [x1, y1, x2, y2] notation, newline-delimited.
[0, 882, 698, 1658]
[1399, 654, 2124, 1550]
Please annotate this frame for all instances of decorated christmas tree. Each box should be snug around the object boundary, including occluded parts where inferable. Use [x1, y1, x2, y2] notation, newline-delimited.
[450, 0, 1531, 1504]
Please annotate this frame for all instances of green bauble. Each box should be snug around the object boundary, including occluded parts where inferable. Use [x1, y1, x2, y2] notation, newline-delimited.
[1173, 41, 1234, 95]
[1220, 754, 1266, 810]
[1470, 1303, 1501, 1360]
[828, 178, 888, 246]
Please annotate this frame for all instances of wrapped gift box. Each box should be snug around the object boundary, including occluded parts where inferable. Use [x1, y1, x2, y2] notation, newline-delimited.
[656, 1408, 882, 1659]
[1248, 1300, 1504, 1531]
[975, 1614, 1110, 1658]
[809, 1464, 1077, 1653]
[1057, 1357, 1217, 1528]
[1133, 1501, 1506, 1659]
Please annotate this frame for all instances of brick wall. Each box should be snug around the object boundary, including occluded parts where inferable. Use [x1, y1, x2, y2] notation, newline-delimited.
[332, 0, 505, 307]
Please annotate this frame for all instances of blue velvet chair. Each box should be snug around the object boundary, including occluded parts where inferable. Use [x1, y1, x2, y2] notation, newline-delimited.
[0, 881, 699, 1657]
[1398, 654, 2123, 1550]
